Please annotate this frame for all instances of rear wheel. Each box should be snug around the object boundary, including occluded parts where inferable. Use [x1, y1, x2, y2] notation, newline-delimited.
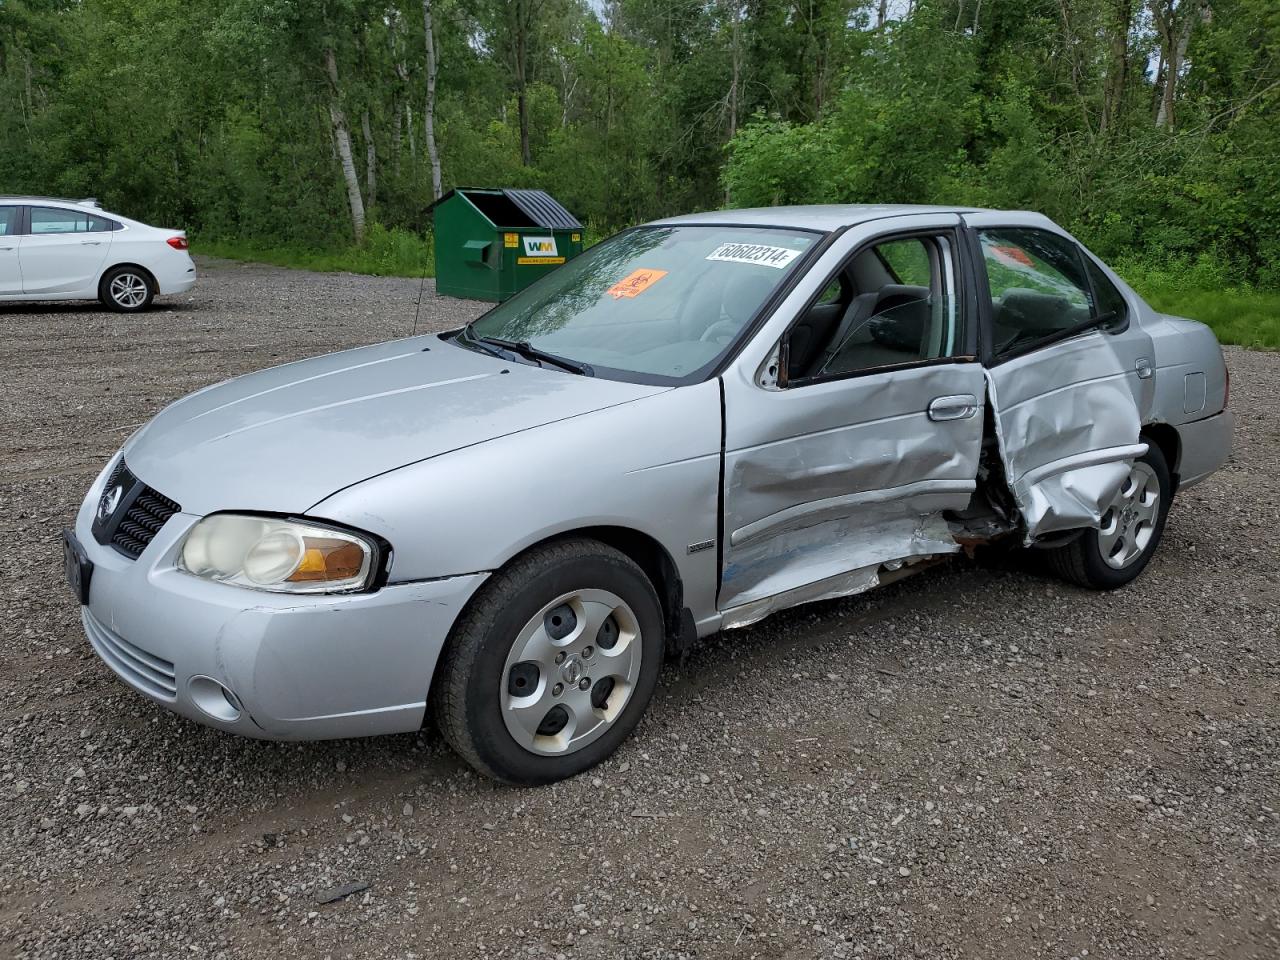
[99, 266, 155, 312]
[433, 539, 665, 785]
[1044, 444, 1171, 589]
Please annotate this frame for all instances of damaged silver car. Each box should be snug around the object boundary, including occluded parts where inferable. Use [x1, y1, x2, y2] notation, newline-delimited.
[65, 205, 1233, 784]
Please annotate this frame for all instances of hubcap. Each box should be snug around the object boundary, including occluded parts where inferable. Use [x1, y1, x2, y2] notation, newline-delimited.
[1097, 462, 1160, 569]
[110, 273, 148, 308]
[501, 589, 642, 756]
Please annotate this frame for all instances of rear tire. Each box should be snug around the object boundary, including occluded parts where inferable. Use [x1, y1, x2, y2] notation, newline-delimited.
[1044, 444, 1171, 590]
[433, 539, 665, 785]
[99, 266, 155, 312]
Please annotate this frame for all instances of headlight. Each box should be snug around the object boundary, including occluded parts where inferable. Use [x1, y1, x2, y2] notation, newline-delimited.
[179, 514, 380, 593]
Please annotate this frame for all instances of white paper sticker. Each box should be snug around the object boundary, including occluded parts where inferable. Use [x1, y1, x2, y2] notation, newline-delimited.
[706, 242, 800, 269]
[523, 236, 558, 257]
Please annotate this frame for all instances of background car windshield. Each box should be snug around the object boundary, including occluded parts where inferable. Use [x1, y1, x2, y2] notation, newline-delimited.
[468, 226, 817, 380]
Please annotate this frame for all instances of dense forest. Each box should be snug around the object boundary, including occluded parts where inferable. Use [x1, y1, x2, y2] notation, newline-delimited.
[1, 0, 1277, 289]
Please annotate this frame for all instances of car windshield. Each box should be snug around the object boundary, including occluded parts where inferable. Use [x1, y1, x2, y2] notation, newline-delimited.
[464, 225, 819, 382]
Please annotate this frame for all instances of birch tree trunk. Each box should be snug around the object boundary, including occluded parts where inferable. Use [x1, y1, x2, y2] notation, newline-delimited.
[324, 47, 367, 245]
[727, 2, 741, 141]
[422, 0, 443, 199]
[361, 110, 377, 205]
[1100, 0, 1133, 137]
[515, 0, 532, 166]
[724, 2, 742, 204]
[1153, 0, 1210, 129]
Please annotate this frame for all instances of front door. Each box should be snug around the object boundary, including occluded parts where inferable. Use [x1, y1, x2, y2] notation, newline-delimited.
[719, 217, 985, 621]
[964, 214, 1154, 539]
[19, 206, 113, 295]
[0, 205, 21, 295]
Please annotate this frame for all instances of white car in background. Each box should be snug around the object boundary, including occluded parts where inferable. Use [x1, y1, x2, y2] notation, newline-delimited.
[0, 197, 196, 312]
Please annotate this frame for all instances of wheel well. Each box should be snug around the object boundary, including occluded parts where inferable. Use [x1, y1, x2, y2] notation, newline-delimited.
[520, 527, 685, 641]
[100, 263, 157, 292]
[1141, 423, 1181, 492]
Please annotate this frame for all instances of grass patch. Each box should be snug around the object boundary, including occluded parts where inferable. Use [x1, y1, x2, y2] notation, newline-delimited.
[196, 224, 433, 278]
[1126, 282, 1280, 350]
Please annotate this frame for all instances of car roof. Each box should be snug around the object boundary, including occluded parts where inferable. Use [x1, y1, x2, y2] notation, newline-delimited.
[0, 196, 103, 209]
[651, 203, 993, 232]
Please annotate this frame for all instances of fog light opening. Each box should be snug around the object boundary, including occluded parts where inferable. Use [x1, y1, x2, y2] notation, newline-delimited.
[189, 675, 242, 723]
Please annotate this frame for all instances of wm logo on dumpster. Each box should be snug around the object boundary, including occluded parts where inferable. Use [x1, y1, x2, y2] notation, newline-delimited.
[522, 236, 559, 257]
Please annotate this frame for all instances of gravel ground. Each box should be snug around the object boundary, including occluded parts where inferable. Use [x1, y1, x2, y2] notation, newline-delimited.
[1, 258, 1277, 959]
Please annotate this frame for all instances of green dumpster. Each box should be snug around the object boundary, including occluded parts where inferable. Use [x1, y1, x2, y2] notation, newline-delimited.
[432, 187, 584, 301]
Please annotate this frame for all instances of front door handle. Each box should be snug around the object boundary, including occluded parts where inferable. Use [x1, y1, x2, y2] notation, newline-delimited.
[80, 240, 103, 246]
[927, 394, 979, 422]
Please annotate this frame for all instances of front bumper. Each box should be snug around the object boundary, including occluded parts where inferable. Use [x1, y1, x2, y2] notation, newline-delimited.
[72, 464, 487, 740]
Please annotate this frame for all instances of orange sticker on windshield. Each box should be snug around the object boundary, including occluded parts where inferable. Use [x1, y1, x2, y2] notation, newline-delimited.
[991, 245, 1034, 268]
[608, 268, 668, 299]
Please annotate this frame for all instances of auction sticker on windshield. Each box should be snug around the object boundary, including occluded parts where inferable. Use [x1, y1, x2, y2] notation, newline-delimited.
[608, 268, 668, 299]
[706, 242, 801, 269]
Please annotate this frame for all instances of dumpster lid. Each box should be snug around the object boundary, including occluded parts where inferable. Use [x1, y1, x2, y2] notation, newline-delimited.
[433, 187, 583, 230]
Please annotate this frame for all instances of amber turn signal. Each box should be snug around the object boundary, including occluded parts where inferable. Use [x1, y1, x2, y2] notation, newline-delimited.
[289, 539, 368, 582]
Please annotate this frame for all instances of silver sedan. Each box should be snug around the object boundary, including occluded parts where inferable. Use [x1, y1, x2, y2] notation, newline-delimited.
[65, 205, 1233, 784]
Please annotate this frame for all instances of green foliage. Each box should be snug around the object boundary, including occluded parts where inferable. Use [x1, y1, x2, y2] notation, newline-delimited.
[1131, 284, 1280, 351]
[0, 0, 1276, 320]
[197, 225, 434, 278]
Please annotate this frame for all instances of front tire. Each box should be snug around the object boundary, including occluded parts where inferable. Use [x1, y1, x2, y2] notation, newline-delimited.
[99, 266, 155, 312]
[1044, 444, 1171, 589]
[433, 539, 665, 785]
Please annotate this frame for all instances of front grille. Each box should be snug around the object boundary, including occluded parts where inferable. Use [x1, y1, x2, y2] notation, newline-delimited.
[82, 608, 177, 700]
[111, 487, 181, 559]
[91, 458, 182, 560]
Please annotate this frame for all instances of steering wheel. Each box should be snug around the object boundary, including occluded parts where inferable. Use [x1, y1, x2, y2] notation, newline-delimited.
[698, 318, 740, 344]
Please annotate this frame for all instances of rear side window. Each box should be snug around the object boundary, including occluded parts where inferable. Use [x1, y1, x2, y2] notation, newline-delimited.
[30, 207, 114, 234]
[978, 228, 1110, 359]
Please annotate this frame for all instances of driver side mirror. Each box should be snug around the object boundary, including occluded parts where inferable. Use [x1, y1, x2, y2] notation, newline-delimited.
[759, 339, 790, 390]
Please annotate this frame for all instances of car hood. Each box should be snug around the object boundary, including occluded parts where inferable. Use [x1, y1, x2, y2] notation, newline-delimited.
[123, 336, 668, 516]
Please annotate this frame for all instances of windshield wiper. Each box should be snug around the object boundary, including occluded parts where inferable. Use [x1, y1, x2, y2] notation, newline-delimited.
[470, 332, 594, 377]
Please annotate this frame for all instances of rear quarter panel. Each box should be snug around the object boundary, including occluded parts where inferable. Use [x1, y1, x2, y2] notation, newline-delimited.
[1145, 313, 1233, 487]
[1146, 314, 1228, 424]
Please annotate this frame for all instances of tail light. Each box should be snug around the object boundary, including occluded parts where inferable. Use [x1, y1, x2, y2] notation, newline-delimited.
[166, 236, 189, 250]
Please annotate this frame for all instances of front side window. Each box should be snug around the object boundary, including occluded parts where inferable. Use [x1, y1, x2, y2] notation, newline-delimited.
[784, 232, 960, 383]
[1083, 256, 1128, 327]
[978, 228, 1117, 358]
[29, 207, 113, 235]
[0, 206, 19, 236]
[465, 225, 818, 382]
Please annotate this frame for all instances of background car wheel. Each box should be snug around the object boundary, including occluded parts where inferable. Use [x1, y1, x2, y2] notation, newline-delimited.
[1044, 444, 1171, 590]
[433, 538, 665, 785]
[99, 266, 155, 312]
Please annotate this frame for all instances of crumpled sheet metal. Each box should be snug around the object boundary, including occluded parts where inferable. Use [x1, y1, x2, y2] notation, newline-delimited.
[720, 363, 983, 611]
[721, 510, 961, 617]
[984, 335, 1145, 541]
[721, 563, 883, 630]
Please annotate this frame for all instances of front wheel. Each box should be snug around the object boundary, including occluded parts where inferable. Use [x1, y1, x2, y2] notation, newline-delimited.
[99, 266, 155, 312]
[433, 539, 665, 785]
[1044, 444, 1171, 589]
